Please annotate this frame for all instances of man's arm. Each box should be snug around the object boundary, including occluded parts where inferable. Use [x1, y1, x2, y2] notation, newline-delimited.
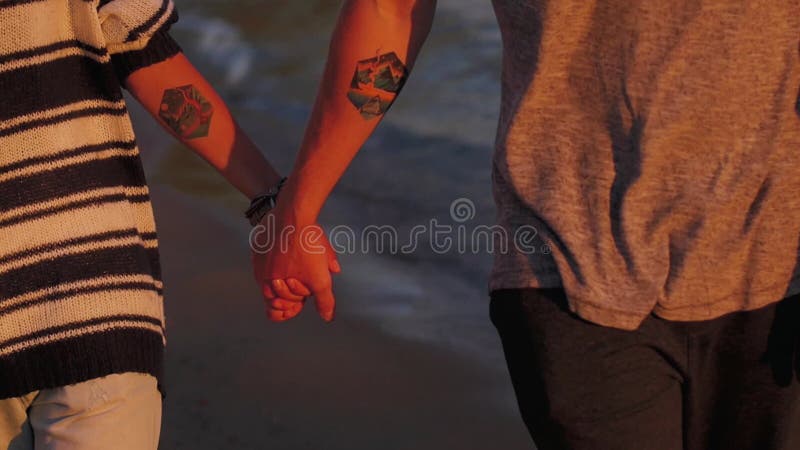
[256, 0, 438, 322]
[280, 0, 437, 221]
[123, 53, 282, 199]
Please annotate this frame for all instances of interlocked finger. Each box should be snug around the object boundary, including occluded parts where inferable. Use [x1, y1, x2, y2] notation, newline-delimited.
[271, 279, 305, 301]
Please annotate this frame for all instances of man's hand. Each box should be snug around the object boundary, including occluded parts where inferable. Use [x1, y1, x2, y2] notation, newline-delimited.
[250, 201, 341, 323]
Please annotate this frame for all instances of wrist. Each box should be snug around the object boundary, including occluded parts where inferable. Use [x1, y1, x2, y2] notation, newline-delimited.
[245, 177, 287, 226]
[273, 175, 324, 223]
[270, 186, 318, 226]
[247, 171, 283, 201]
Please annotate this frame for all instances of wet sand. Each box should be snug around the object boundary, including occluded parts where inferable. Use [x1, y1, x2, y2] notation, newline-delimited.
[149, 185, 532, 449]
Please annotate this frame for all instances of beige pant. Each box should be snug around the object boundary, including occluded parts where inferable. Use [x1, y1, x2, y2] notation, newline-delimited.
[0, 372, 161, 450]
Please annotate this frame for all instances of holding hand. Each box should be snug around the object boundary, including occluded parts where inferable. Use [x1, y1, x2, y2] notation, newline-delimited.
[250, 200, 341, 323]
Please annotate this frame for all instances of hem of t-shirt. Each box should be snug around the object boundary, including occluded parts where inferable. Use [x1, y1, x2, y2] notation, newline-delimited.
[0, 328, 165, 400]
[487, 269, 563, 294]
[487, 277, 651, 330]
[488, 269, 649, 329]
[651, 274, 800, 322]
[565, 295, 652, 331]
[489, 271, 800, 331]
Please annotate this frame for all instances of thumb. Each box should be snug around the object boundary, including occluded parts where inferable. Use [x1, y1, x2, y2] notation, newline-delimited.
[314, 286, 336, 323]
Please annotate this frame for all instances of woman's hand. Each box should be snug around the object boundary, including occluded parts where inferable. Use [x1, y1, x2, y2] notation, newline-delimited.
[250, 202, 341, 323]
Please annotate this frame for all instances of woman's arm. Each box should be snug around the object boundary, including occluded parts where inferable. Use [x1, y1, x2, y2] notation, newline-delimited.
[123, 52, 282, 200]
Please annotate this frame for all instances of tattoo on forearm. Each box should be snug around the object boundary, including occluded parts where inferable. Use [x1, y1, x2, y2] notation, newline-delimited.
[158, 85, 214, 139]
[346, 51, 409, 120]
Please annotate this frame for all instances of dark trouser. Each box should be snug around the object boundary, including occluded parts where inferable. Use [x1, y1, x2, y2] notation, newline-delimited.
[490, 288, 800, 450]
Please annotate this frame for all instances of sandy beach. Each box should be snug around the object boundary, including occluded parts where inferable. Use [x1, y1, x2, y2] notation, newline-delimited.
[148, 184, 531, 449]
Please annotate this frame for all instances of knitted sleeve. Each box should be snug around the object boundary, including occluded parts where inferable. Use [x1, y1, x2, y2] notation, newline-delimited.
[97, 0, 179, 54]
[97, 0, 183, 82]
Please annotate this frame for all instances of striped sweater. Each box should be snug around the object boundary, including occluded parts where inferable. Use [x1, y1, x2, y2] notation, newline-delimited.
[0, 0, 180, 399]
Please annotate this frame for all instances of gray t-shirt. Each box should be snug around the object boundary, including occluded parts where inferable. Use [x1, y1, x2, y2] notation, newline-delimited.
[489, 0, 800, 330]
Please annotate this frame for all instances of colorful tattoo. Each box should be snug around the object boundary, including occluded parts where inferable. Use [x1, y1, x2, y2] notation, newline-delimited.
[158, 85, 214, 139]
[346, 51, 409, 120]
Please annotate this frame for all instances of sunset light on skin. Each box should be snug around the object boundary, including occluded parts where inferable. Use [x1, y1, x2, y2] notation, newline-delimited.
[158, 85, 214, 139]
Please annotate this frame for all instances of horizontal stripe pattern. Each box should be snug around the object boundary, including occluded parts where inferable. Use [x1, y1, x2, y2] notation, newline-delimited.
[0, 55, 122, 122]
[0, 191, 156, 257]
[0, 230, 151, 274]
[0, 103, 128, 139]
[0, 1, 106, 61]
[0, 151, 149, 212]
[0, 290, 164, 341]
[127, 0, 172, 42]
[0, 105, 134, 165]
[0, 243, 161, 299]
[0, 274, 163, 314]
[0, 0, 179, 399]
[0, 228, 139, 265]
[0, 139, 137, 183]
[0, 43, 108, 75]
[0, 100, 125, 140]
[0, 41, 105, 66]
[0, 328, 165, 399]
[1, 316, 164, 356]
